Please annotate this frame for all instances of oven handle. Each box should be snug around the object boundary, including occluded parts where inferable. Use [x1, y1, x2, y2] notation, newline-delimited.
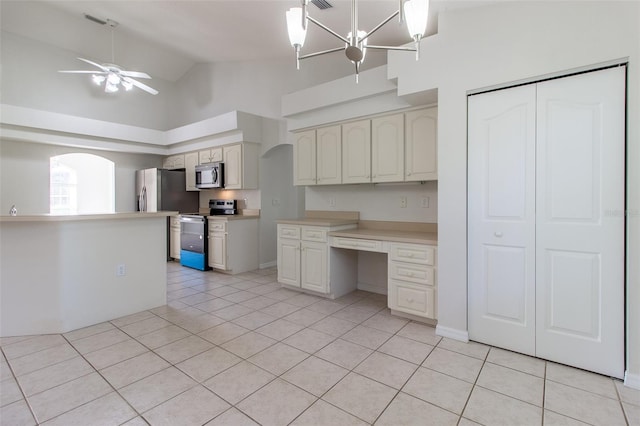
[180, 216, 205, 223]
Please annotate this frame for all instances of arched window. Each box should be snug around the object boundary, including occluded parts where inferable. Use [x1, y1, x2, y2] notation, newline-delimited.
[50, 153, 115, 214]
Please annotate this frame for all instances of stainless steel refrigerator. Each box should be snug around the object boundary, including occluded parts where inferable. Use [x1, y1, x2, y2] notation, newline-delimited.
[135, 168, 198, 213]
[135, 168, 198, 260]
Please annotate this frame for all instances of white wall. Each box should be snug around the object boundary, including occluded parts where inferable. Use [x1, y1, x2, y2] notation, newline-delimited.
[0, 139, 162, 215]
[387, 1, 640, 384]
[305, 182, 437, 223]
[169, 55, 387, 127]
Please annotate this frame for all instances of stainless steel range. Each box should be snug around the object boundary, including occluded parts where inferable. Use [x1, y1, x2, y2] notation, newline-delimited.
[179, 214, 209, 271]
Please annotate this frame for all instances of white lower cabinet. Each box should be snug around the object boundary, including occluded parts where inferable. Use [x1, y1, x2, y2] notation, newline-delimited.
[169, 216, 181, 259]
[301, 240, 328, 293]
[208, 218, 258, 274]
[388, 242, 437, 320]
[277, 223, 355, 295]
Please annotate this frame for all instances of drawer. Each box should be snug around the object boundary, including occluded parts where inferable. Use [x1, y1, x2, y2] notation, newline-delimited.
[389, 279, 436, 319]
[209, 221, 226, 232]
[278, 225, 301, 239]
[331, 237, 383, 252]
[389, 261, 435, 286]
[301, 226, 327, 242]
[389, 243, 436, 266]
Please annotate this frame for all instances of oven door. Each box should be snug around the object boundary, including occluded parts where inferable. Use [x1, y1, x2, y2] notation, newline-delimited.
[180, 215, 206, 253]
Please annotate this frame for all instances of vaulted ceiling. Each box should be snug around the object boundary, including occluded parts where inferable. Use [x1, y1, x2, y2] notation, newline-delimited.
[1, 1, 492, 82]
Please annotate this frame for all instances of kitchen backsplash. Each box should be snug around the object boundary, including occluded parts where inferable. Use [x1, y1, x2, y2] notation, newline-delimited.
[305, 181, 438, 223]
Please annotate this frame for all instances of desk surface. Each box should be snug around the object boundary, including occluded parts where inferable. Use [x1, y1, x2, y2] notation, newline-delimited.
[330, 228, 438, 245]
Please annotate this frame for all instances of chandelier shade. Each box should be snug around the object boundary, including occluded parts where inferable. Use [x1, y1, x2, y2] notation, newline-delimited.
[286, 7, 307, 47]
[404, 0, 429, 39]
[285, 0, 429, 81]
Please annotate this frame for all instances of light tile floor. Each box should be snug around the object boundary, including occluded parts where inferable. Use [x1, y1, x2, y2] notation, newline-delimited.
[1, 263, 638, 425]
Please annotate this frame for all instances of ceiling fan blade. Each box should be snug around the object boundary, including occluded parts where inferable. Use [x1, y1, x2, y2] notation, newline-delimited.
[120, 70, 151, 79]
[59, 70, 108, 74]
[123, 77, 159, 95]
[77, 57, 109, 72]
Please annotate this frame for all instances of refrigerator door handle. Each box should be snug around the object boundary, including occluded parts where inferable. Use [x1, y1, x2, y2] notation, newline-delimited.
[143, 186, 147, 212]
[138, 187, 144, 212]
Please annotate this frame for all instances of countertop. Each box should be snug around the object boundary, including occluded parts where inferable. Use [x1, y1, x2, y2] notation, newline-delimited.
[208, 215, 259, 221]
[0, 211, 178, 223]
[277, 218, 359, 227]
[330, 228, 438, 245]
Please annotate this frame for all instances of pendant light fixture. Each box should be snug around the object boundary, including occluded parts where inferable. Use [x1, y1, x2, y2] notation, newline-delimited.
[286, 0, 429, 82]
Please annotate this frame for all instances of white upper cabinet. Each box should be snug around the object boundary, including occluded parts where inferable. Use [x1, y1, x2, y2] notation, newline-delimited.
[405, 108, 437, 181]
[223, 143, 259, 190]
[342, 120, 371, 184]
[198, 147, 222, 165]
[184, 152, 199, 191]
[294, 130, 317, 186]
[316, 125, 342, 185]
[372, 113, 404, 183]
[162, 154, 185, 170]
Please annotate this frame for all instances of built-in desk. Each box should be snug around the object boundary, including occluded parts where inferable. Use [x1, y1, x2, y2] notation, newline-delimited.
[328, 227, 438, 323]
[276, 211, 438, 323]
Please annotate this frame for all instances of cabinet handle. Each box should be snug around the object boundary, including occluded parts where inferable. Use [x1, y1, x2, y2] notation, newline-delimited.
[407, 298, 415, 303]
[494, 231, 503, 238]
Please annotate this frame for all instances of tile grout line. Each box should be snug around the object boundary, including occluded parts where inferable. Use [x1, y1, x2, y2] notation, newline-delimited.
[0, 347, 40, 425]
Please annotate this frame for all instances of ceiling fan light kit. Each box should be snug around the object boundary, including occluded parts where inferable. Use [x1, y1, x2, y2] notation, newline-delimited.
[59, 15, 158, 95]
[286, 0, 429, 82]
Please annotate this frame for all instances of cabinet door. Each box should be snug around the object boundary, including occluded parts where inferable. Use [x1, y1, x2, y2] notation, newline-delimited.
[301, 241, 327, 293]
[342, 120, 371, 184]
[278, 238, 300, 287]
[293, 130, 317, 186]
[405, 108, 437, 181]
[198, 148, 222, 165]
[209, 233, 226, 270]
[316, 125, 341, 185]
[162, 157, 174, 169]
[173, 155, 185, 169]
[170, 217, 181, 259]
[198, 150, 212, 165]
[223, 144, 243, 189]
[372, 113, 404, 182]
[184, 152, 199, 191]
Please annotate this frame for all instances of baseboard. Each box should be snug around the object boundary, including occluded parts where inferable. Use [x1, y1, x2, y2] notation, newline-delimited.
[435, 325, 469, 343]
[259, 261, 276, 269]
[625, 371, 640, 390]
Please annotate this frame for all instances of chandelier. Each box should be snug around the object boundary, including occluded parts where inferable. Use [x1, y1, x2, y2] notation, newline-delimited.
[286, 0, 429, 82]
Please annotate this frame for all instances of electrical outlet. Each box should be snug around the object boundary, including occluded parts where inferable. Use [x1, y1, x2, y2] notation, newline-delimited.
[329, 198, 336, 207]
[421, 197, 430, 208]
[400, 196, 407, 208]
[271, 198, 280, 206]
[116, 264, 126, 276]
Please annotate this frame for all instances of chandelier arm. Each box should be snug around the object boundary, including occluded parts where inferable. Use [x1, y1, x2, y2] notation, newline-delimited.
[307, 16, 349, 44]
[298, 46, 346, 60]
[360, 10, 400, 43]
[366, 45, 417, 52]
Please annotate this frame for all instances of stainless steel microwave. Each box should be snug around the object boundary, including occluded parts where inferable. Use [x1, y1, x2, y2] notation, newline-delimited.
[195, 162, 224, 189]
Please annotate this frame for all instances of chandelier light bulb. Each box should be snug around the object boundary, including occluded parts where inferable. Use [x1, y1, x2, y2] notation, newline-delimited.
[105, 81, 119, 93]
[92, 75, 106, 85]
[122, 80, 133, 91]
[107, 73, 121, 85]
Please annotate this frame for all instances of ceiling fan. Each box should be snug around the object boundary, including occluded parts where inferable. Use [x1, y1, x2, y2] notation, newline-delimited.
[59, 16, 158, 95]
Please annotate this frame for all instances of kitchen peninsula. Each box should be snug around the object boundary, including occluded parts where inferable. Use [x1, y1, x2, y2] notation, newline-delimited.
[0, 212, 175, 337]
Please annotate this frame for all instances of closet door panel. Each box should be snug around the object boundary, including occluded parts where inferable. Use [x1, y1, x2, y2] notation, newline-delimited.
[535, 67, 625, 378]
[467, 84, 537, 355]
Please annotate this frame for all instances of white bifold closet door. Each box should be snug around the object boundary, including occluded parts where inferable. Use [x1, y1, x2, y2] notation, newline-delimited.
[468, 67, 625, 378]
